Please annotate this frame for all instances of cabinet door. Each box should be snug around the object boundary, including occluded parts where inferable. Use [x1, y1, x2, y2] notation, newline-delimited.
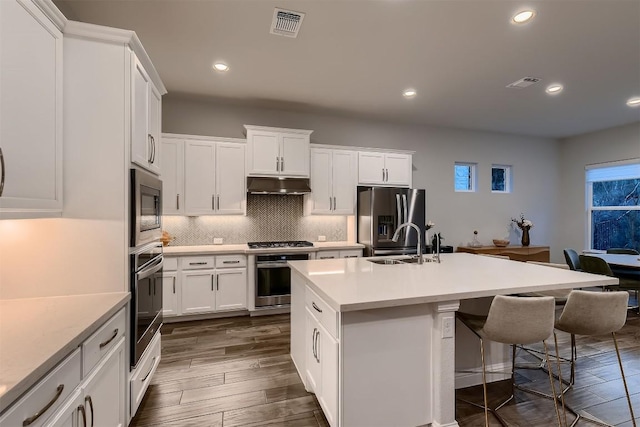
[247, 131, 279, 175]
[280, 134, 309, 177]
[318, 328, 339, 427]
[146, 84, 162, 175]
[162, 272, 179, 317]
[332, 150, 356, 214]
[181, 270, 216, 314]
[160, 138, 184, 215]
[42, 390, 82, 427]
[384, 153, 411, 187]
[184, 140, 216, 215]
[131, 56, 151, 171]
[310, 149, 332, 214]
[316, 251, 340, 260]
[0, 0, 62, 217]
[216, 143, 245, 214]
[358, 152, 385, 185]
[305, 309, 321, 394]
[215, 268, 247, 311]
[82, 339, 126, 427]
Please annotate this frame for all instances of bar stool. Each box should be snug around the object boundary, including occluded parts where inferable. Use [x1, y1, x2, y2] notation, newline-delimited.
[554, 290, 636, 427]
[457, 295, 564, 426]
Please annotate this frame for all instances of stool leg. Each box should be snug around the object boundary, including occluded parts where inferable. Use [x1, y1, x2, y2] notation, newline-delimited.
[480, 338, 490, 427]
[612, 332, 637, 427]
[553, 332, 568, 427]
[543, 340, 564, 427]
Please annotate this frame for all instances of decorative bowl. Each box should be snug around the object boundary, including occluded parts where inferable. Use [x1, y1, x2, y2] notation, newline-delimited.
[492, 239, 509, 247]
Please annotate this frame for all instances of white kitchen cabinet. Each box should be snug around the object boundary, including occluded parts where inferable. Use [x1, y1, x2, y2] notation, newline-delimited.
[183, 137, 245, 216]
[316, 249, 363, 260]
[130, 331, 161, 418]
[180, 269, 216, 315]
[162, 271, 180, 317]
[245, 125, 312, 177]
[131, 55, 162, 175]
[318, 325, 339, 427]
[42, 389, 82, 427]
[305, 309, 322, 393]
[316, 250, 340, 260]
[215, 268, 247, 311]
[160, 137, 184, 215]
[309, 148, 357, 215]
[0, 0, 63, 219]
[358, 151, 412, 187]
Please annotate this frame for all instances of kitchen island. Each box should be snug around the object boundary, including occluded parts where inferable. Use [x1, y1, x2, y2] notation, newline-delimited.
[289, 253, 618, 427]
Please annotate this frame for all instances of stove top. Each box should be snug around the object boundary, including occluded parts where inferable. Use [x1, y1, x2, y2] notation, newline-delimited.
[247, 241, 314, 249]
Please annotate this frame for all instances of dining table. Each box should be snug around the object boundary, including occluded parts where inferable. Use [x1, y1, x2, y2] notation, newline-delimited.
[589, 253, 640, 270]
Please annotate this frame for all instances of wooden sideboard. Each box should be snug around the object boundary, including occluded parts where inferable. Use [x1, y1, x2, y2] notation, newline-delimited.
[456, 245, 550, 262]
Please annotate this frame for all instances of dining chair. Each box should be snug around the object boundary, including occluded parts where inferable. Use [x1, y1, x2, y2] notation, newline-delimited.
[607, 248, 640, 255]
[456, 295, 564, 427]
[563, 249, 581, 271]
[578, 254, 639, 313]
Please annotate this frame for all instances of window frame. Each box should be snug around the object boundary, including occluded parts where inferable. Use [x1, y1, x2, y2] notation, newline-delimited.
[454, 162, 477, 193]
[585, 159, 640, 251]
[491, 164, 512, 193]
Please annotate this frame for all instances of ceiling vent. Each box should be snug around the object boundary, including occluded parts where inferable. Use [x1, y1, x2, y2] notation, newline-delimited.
[506, 77, 541, 89]
[270, 8, 305, 38]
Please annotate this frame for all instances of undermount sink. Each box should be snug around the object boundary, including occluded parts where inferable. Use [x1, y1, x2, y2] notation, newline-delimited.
[368, 257, 429, 265]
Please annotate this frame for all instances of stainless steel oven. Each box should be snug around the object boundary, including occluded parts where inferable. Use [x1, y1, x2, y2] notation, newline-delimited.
[130, 242, 163, 367]
[130, 168, 162, 248]
[255, 253, 309, 307]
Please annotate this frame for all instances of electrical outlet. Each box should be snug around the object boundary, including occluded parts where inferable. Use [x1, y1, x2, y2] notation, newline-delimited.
[213, 237, 223, 245]
[318, 235, 326, 242]
[442, 316, 454, 339]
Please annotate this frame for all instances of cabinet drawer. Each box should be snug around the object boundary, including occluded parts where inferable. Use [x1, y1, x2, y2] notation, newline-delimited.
[305, 288, 338, 338]
[82, 307, 126, 377]
[317, 251, 339, 260]
[181, 256, 215, 270]
[130, 331, 161, 417]
[0, 349, 81, 427]
[215, 254, 246, 268]
[164, 256, 178, 271]
[340, 249, 362, 258]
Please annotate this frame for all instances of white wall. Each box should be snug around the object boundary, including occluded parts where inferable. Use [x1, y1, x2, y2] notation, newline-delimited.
[164, 94, 561, 257]
[556, 121, 640, 255]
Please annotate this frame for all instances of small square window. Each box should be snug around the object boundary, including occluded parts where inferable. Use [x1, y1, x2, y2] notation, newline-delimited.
[492, 165, 512, 193]
[454, 162, 477, 192]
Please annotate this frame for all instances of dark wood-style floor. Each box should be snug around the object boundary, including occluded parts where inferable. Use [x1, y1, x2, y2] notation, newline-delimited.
[130, 309, 640, 427]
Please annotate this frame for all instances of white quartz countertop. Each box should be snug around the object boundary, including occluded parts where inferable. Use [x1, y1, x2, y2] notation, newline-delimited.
[0, 292, 130, 413]
[288, 253, 619, 312]
[163, 241, 364, 256]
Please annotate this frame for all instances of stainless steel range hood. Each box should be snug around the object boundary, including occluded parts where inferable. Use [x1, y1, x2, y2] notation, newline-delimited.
[247, 177, 311, 195]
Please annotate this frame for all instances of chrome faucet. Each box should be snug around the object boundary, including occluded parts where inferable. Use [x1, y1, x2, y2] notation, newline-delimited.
[392, 222, 423, 265]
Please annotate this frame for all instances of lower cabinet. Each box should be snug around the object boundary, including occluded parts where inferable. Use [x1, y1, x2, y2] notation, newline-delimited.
[163, 255, 247, 318]
[315, 249, 363, 260]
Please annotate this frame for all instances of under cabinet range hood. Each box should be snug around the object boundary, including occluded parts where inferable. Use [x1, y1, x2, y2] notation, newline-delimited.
[247, 177, 312, 195]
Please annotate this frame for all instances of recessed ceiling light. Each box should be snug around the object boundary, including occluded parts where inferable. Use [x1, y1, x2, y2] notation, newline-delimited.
[213, 62, 229, 72]
[512, 10, 536, 24]
[626, 97, 640, 107]
[403, 89, 417, 98]
[546, 84, 563, 95]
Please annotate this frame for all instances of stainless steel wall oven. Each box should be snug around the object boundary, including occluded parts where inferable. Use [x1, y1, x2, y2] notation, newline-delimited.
[130, 168, 162, 248]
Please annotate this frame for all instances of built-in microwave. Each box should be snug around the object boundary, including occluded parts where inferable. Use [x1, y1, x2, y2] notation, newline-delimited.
[130, 168, 162, 248]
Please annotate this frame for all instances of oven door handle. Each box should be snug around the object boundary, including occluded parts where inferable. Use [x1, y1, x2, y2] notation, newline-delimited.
[136, 258, 163, 280]
[256, 262, 289, 268]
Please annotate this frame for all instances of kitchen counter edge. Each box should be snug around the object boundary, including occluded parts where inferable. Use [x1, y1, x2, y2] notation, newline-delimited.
[163, 242, 364, 256]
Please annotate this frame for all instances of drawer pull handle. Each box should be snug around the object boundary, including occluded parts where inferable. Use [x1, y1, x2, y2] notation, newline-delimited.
[142, 357, 157, 382]
[189, 262, 208, 265]
[78, 403, 87, 427]
[223, 260, 240, 264]
[22, 384, 64, 426]
[85, 396, 94, 427]
[312, 302, 322, 313]
[99, 328, 119, 349]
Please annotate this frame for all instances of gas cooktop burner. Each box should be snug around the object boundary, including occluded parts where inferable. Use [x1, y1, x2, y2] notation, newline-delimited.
[247, 241, 314, 249]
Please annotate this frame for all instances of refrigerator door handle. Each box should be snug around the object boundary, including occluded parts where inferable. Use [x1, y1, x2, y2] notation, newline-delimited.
[402, 194, 408, 224]
[396, 194, 403, 239]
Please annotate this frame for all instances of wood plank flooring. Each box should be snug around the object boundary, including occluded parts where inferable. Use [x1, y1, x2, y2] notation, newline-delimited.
[130, 310, 640, 427]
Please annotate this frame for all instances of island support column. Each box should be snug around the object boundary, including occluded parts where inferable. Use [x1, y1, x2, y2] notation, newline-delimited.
[431, 300, 461, 427]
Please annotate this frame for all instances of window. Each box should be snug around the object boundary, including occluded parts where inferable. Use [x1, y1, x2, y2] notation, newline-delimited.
[454, 162, 477, 192]
[491, 165, 512, 193]
[586, 160, 640, 252]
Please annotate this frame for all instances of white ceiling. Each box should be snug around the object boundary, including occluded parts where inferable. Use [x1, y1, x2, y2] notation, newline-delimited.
[55, 0, 640, 139]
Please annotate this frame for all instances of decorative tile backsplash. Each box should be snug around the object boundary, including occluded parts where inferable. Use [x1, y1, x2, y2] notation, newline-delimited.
[163, 195, 348, 246]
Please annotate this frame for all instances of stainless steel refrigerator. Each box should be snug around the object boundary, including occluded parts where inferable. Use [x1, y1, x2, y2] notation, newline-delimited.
[357, 187, 426, 256]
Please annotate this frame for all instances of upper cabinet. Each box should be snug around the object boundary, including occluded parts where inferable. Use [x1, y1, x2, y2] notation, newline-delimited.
[358, 151, 412, 187]
[0, 0, 63, 219]
[131, 56, 162, 175]
[309, 148, 357, 215]
[245, 125, 312, 177]
[161, 134, 246, 216]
